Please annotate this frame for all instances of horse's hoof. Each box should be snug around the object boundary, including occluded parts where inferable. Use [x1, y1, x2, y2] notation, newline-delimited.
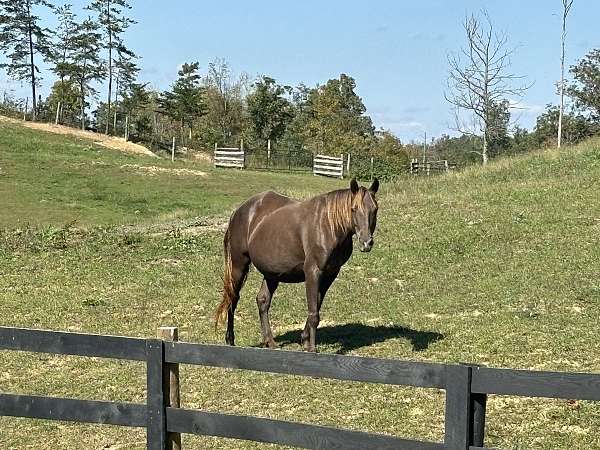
[302, 340, 315, 352]
[265, 340, 279, 349]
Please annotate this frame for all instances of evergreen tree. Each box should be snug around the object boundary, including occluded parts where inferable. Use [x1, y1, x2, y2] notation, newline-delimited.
[0, 0, 54, 120]
[49, 3, 77, 82]
[121, 82, 149, 139]
[48, 3, 78, 122]
[86, 0, 136, 134]
[113, 46, 138, 104]
[70, 17, 105, 129]
[159, 62, 205, 140]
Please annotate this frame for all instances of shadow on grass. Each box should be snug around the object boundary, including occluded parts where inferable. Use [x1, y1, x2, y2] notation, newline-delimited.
[273, 323, 444, 354]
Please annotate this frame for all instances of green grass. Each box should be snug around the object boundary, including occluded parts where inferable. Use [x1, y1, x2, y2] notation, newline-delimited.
[1, 120, 600, 449]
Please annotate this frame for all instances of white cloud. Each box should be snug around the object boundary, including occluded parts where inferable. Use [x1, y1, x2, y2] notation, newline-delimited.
[508, 100, 545, 115]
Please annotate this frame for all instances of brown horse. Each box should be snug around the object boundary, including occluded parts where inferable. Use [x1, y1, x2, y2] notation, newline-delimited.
[215, 178, 379, 352]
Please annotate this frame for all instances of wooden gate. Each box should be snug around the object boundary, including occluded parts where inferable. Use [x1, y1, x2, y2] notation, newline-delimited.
[313, 154, 344, 179]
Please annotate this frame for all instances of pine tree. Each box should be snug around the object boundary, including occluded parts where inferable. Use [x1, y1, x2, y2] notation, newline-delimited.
[0, 0, 53, 120]
[70, 17, 105, 130]
[48, 3, 77, 122]
[49, 4, 77, 81]
[113, 47, 138, 104]
[159, 62, 206, 141]
[111, 46, 138, 131]
[86, 0, 136, 135]
[121, 82, 149, 140]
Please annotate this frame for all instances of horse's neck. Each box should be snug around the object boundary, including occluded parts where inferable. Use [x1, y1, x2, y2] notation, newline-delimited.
[327, 232, 354, 268]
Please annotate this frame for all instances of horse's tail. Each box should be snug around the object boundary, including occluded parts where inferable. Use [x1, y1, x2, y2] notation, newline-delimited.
[215, 226, 236, 330]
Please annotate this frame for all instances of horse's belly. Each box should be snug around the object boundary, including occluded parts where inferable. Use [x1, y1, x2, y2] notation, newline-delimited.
[251, 254, 305, 283]
[247, 206, 306, 278]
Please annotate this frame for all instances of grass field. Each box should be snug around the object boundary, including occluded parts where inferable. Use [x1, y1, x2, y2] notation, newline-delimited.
[1, 119, 599, 449]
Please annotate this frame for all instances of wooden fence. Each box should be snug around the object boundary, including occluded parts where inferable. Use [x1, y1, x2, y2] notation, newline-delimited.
[245, 148, 314, 173]
[1, 326, 599, 449]
[410, 158, 457, 175]
[313, 154, 345, 179]
[214, 143, 245, 169]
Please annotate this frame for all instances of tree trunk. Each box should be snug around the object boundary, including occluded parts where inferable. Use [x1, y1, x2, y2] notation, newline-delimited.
[482, 132, 489, 165]
[124, 113, 129, 141]
[558, 2, 571, 148]
[26, 3, 37, 121]
[80, 92, 85, 130]
[105, 0, 112, 135]
[80, 62, 87, 130]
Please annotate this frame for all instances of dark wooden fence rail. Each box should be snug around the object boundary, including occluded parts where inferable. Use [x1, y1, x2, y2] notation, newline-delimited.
[1, 326, 599, 450]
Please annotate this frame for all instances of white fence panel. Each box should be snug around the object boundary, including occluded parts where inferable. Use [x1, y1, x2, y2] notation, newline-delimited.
[214, 147, 245, 169]
[313, 154, 344, 179]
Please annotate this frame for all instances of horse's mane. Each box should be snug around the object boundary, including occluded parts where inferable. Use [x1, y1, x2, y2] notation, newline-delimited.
[322, 188, 365, 235]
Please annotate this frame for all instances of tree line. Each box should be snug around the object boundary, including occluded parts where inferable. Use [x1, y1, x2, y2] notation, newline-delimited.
[1, 2, 599, 177]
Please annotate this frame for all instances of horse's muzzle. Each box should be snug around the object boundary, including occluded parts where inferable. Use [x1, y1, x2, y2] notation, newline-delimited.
[360, 238, 374, 252]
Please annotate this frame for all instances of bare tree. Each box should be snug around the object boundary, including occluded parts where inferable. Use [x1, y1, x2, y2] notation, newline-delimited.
[557, 0, 574, 148]
[445, 11, 530, 164]
[204, 58, 248, 143]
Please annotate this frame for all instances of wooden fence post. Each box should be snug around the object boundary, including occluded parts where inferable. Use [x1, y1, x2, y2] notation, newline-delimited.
[146, 339, 167, 450]
[55, 102, 61, 125]
[158, 327, 181, 450]
[469, 364, 487, 447]
[370, 157, 374, 181]
[444, 364, 472, 450]
[240, 139, 245, 169]
[171, 137, 175, 162]
[346, 153, 351, 177]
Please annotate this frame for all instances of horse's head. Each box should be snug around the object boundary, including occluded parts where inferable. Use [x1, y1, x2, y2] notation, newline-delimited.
[350, 178, 379, 252]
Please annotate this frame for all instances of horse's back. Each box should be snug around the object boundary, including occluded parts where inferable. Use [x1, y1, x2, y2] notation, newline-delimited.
[227, 191, 297, 254]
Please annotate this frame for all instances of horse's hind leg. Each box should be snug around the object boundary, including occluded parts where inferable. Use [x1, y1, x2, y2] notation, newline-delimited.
[225, 256, 250, 346]
[256, 278, 279, 349]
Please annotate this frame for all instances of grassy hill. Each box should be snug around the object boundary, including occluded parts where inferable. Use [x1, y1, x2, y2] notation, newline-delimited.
[1, 119, 599, 449]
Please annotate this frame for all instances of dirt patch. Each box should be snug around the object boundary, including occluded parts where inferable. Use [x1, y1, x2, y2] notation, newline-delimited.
[120, 164, 207, 177]
[0, 115, 157, 157]
[119, 216, 228, 236]
[191, 151, 212, 163]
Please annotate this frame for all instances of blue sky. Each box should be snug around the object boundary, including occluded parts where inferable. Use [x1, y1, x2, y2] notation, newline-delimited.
[1, 0, 598, 142]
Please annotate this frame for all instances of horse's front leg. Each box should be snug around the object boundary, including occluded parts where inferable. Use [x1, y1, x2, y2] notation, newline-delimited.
[301, 265, 322, 352]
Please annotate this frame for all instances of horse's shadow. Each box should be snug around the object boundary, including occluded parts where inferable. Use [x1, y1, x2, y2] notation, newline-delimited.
[273, 323, 444, 354]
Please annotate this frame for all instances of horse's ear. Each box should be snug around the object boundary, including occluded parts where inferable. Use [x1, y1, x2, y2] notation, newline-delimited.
[369, 177, 379, 194]
[350, 178, 359, 194]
